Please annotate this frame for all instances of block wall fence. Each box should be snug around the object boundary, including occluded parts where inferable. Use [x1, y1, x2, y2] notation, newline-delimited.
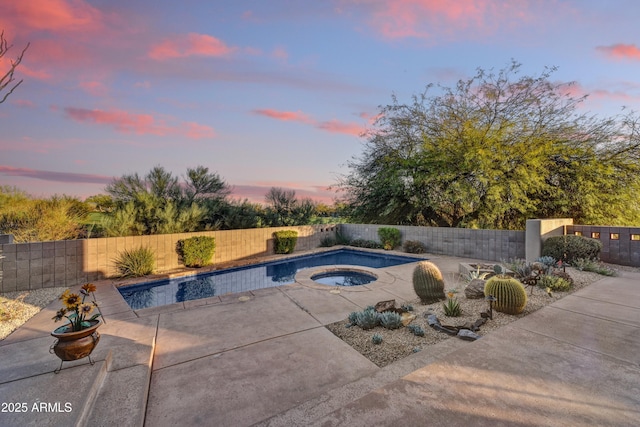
[1, 220, 638, 293]
[0, 225, 338, 293]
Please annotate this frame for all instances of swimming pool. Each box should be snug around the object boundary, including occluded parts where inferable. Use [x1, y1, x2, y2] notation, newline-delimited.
[118, 249, 422, 309]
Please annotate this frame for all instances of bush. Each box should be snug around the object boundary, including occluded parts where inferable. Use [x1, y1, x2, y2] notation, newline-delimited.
[572, 258, 617, 276]
[403, 240, 427, 254]
[378, 227, 401, 250]
[349, 239, 384, 249]
[537, 274, 572, 292]
[177, 236, 216, 267]
[542, 235, 602, 264]
[273, 230, 298, 254]
[114, 247, 155, 277]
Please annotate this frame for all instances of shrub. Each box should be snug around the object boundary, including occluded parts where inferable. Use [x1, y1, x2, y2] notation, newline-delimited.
[114, 247, 155, 277]
[403, 240, 427, 254]
[537, 275, 572, 292]
[378, 227, 401, 250]
[372, 333, 383, 345]
[177, 236, 216, 267]
[412, 261, 446, 303]
[542, 235, 602, 264]
[572, 258, 617, 276]
[349, 239, 384, 249]
[319, 236, 336, 247]
[273, 230, 298, 254]
[407, 324, 425, 336]
[484, 276, 527, 315]
[379, 311, 403, 329]
[355, 308, 380, 330]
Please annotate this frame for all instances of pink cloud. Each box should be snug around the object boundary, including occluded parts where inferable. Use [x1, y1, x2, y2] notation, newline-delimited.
[4, 0, 103, 33]
[79, 81, 108, 97]
[230, 184, 337, 204]
[597, 44, 640, 61]
[355, 0, 537, 41]
[0, 165, 113, 184]
[148, 33, 235, 60]
[253, 108, 365, 136]
[63, 107, 215, 139]
[11, 99, 36, 108]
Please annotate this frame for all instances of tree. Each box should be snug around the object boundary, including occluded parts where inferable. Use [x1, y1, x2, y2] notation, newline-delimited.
[340, 61, 640, 229]
[264, 187, 316, 226]
[103, 165, 230, 235]
[1, 30, 29, 104]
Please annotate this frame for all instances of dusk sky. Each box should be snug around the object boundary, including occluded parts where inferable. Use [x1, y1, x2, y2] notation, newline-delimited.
[1, 1, 640, 205]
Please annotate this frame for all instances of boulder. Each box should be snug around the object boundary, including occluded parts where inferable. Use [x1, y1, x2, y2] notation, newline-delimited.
[457, 329, 481, 341]
[464, 279, 486, 299]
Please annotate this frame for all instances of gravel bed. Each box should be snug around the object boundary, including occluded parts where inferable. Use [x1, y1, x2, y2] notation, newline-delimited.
[325, 267, 606, 367]
[0, 287, 68, 340]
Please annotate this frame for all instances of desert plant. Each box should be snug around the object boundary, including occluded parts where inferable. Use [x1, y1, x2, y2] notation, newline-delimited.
[571, 258, 617, 276]
[551, 270, 574, 287]
[407, 324, 425, 336]
[372, 333, 383, 345]
[177, 236, 216, 267]
[379, 311, 403, 329]
[542, 235, 602, 264]
[273, 230, 298, 254]
[537, 275, 572, 292]
[443, 297, 462, 317]
[348, 311, 359, 326]
[536, 256, 557, 273]
[484, 276, 527, 315]
[349, 239, 384, 249]
[355, 308, 380, 330]
[319, 236, 336, 247]
[114, 247, 155, 277]
[403, 240, 427, 254]
[465, 266, 490, 282]
[401, 304, 414, 312]
[378, 227, 401, 250]
[412, 261, 446, 303]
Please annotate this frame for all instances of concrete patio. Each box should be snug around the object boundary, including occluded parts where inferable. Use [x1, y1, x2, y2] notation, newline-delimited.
[1, 252, 639, 426]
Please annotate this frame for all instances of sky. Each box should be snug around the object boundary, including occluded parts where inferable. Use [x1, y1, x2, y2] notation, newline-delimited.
[1, 0, 640, 205]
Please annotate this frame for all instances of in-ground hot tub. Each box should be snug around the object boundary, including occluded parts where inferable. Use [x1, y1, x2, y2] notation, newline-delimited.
[311, 269, 377, 286]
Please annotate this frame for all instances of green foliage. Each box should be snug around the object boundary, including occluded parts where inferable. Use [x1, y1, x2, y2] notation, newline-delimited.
[338, 60, 640, 229]
[407, 324, 425, 336]
[273, 230, 298, 254]
[379, 311, 403, 329]
[542, 235, 602, 264]
[537, 275, 572, 292]
[348, 311, 359, 326]
[177, 236, 216, 267]
[484, 276, 528, 315]
[571, 258, 617, 276]
[0, 188, 90, 242]
[264, 187, 316, 226]
[371, 333, 383, 345]
[403, 240, 427, 254]
[443, 297, 462, 317]
[349, 239, 384, 249]
[377, 227, 401, 250]
[412, 261, 446, 303]
[355, 308, 380, 330]
[104, 165, 229, 236]
[551, 270, 574, 286]
[114, 247, 155, 277]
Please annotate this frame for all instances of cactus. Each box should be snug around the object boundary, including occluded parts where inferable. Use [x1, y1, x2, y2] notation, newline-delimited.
[484, 276, 528, 315]
[412, 261, 446, 303]
[379, 311, 403, 330]
[355, 308, 380, 330]
[372, 333, 383, 345]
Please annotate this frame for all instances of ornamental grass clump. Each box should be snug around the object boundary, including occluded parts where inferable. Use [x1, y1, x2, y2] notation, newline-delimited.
[52, 283, 102, 332]
[114, 247, 155, 277]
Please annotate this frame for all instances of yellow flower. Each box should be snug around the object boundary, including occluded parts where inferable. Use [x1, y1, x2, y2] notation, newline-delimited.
[62, 292, 81, 309]
[447, 292, 455, 299]
[78, 303, 94, 316]
[81, 283, 97, 293]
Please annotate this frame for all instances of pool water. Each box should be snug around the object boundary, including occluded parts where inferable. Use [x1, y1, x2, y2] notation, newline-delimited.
[311, 271, 377, 286]
[118, 249, 421, 309]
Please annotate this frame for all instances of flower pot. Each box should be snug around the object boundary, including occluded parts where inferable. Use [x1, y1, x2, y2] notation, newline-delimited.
[50, 319, 101, 363]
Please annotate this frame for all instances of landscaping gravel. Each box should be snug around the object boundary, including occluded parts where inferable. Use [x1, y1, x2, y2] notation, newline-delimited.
[0, 287, 68, 340]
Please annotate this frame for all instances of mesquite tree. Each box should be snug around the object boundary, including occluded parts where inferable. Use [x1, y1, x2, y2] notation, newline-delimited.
[340, 61, 640, 229]
[0, 30, 29, 104]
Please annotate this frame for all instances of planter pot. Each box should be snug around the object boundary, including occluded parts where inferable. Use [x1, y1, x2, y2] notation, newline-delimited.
[50, 320, 101, 372]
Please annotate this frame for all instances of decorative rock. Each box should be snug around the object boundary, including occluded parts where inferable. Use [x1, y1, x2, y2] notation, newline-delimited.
[375, 299, 397, 313]
[464, 279, 486, 299]
[457, 329, 481, 341]
[401, 313, 417, 326]
[426, 314, 440, 326]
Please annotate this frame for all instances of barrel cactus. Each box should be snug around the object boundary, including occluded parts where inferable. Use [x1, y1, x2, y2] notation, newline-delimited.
[484, 276, 528, 315]
[412, 261, 445, 303]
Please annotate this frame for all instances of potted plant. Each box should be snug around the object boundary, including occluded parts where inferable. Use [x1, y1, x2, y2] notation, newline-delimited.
[50, 283, 103, 373]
